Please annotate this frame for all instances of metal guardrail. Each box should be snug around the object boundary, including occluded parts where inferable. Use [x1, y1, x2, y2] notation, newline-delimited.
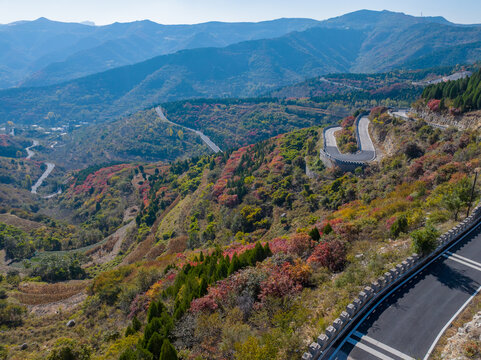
[302, 203, 481, 360]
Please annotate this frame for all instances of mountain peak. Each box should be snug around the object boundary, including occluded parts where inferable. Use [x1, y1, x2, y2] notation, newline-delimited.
[321, 9, 452, 30]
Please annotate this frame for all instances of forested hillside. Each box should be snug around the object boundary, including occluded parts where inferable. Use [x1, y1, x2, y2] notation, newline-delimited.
[422, 68, 481, 112]
[2, 11, 481, 126]
[52, 81, 422, 168]
[0, 17, 320, 89]
[1, 110, 480, 359]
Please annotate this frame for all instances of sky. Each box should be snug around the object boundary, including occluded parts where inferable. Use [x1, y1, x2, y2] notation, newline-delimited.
[0, 0, 480, 25]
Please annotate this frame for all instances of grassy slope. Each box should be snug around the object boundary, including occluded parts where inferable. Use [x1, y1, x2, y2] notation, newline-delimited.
[1, 111, 480, 359]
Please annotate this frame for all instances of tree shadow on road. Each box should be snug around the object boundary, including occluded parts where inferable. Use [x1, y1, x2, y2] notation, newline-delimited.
[430, 260, 479, 294]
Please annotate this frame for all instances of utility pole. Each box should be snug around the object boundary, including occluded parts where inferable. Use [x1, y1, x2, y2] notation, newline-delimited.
[467, 171, 478, 217]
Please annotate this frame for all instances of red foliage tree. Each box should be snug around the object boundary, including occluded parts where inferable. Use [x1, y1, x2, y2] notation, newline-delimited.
[307, 240, 346, 272]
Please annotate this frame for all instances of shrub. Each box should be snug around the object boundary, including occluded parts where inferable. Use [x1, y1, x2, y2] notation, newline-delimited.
[463, 340, 481, 358]
[0, 300, 25, 327]
[307, 240, 347, 272]
[47, 339, 91, 360]
[308, 227, 320, 241]
[411, 224, 439, 256]
[403, 143, 424, 159]
[390, 214, 408, 238]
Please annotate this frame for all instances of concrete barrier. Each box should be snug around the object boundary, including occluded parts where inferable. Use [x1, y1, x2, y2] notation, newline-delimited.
[320, 112, 371, 171]
[302, 202, 481, 360]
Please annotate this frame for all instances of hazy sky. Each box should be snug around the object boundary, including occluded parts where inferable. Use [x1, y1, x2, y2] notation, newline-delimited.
[1, 0, 480, 25]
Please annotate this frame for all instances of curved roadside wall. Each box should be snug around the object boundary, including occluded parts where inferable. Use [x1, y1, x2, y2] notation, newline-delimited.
[320, 112, 370, 171]
[302, 202, 481, 360]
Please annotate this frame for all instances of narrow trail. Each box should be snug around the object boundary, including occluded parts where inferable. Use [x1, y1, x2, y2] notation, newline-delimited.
[155, 106, 222, 153]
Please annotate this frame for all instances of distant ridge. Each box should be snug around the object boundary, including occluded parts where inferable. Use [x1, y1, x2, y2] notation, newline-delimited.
[0, 17, 321, 89]
[1, 10, 481, 125]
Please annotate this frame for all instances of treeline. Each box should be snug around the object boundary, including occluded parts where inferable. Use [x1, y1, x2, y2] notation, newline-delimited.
[165, 242, 272, 320]
[120, 243, 272, 359]
[74, 161, 122, 185]
[422, 69, 481, 112]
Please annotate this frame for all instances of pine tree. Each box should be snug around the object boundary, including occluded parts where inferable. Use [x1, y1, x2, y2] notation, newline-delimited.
[228, 253, 241, 275]
[323, 223, 333, 235]
[147, 332, 164, 359]
[143, 317, 163, 347]
[263, 242, 272, 257]
[125, 326, 135, 337]
[439, 98, 445, 111]
[252, 242, 265, 265]
[132, 316, 142, 331]
[159, 339, 178, 360]
[216, 259, 228, 279]
[147, 302, 159, 322]
[309, 227, 321, 241]
[198, 277, 208, 297]
[119, 348, 136, 360]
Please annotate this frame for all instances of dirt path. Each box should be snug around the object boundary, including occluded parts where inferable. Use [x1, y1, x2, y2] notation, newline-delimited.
[85, 220, 136, 266]
[122, 195, 180, 265]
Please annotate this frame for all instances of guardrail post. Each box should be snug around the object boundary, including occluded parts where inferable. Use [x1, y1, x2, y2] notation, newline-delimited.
[309, 342, 321, 357]
[302, 353, 313, 360]
[346, 303, 356, 316]
[325, 325, 336, 338]
[317, 334, 329, 349]
[302, 201, 481, 360]
[353, 298, 362, 310]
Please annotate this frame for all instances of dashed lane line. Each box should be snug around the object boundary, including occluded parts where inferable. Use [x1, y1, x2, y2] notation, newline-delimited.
[446, 251, 481, 269]
[352, 332, 415, 360]
[346, 337, 395, 360]
[442, 253, 481, 272]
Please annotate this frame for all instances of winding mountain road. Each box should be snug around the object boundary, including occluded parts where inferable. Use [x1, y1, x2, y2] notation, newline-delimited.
[155, 107, 222, 153]
[389, 108, 448, 130]
[329, 221, 481, 360]
[24, 140, 61, 197]
[323, 116, 376, 163]
[25, 140, 39, 160]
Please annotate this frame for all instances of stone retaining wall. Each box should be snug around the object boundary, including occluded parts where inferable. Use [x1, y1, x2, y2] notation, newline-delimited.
[302, 203, 481, 360]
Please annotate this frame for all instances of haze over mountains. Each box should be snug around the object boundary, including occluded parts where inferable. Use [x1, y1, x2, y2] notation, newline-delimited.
[1, 10, 481, 125]
[0, 17, 320, 89]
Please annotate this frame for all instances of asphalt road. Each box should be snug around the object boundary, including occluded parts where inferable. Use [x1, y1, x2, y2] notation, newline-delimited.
[324, 116, 375, 162]
[31, 162, 55, 194]
[389, 109, 448, 130]
[330, 222, 481, 360]
[155, 106, 222, 153]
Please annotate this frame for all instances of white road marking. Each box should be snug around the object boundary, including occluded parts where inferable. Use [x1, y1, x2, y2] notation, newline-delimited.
[442, 253, 481, 272]
[328, 222, 481, 360]
[446, 251, 481, 268]
[423, 283, 481, 360]
[353, 332, 415, 360]
[346, 337, 395, 360]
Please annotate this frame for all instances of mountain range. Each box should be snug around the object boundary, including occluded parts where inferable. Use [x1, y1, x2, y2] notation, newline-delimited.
[1, 10, 481, 125]
[0, 17, 320, 89]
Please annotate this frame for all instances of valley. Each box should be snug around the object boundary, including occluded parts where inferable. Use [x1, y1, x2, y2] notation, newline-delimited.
[0, 8, 481, 360]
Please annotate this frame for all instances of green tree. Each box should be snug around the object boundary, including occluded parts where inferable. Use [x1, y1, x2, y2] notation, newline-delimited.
[228, 253, 241, 275]
[159, 339, 178, 360]
[147, 332, 164, 359]
[390, 214, 408, 238]
[322, 223, 333, 235]
[411, 224, 439, 256]
[442, 177, 472, 220]
[309, 227, 321, 241]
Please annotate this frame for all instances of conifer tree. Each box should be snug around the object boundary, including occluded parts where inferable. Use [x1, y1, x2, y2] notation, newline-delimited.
[159, 339, 178, 360]
[147, 332, 164, 359]
[228, 253, 241, 275]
